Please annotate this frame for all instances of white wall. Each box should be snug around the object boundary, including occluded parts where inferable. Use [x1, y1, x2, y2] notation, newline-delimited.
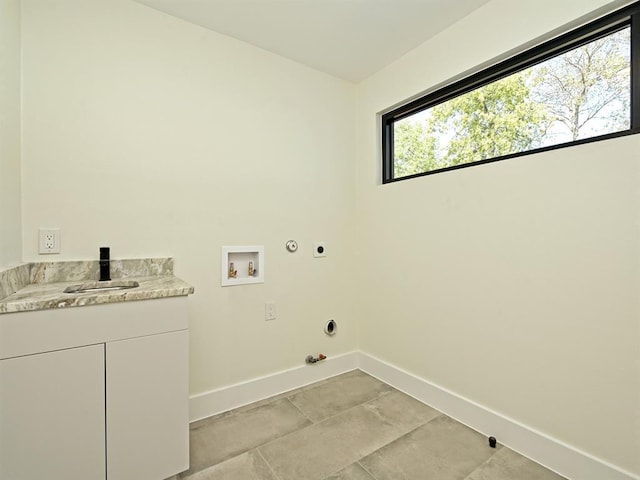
[20, 0, 357, 394]
[16, 0, 640, 475]
[356, 0, 639, 476]
[0, 0, 22, 268]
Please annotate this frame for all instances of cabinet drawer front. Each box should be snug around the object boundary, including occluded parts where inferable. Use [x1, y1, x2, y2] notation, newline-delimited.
[1, 296, 188, 360]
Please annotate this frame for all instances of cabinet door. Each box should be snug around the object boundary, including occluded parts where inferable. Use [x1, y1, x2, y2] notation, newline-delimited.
[0, 344, 106, 480]
[106, 330, 189, 480]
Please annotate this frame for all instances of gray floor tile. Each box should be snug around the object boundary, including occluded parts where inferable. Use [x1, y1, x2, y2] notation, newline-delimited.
[364, 389, 442, 430]
[230, 372, 358, 416]
[360, 415, 499, 480]
[185, 371, 565, 480]
[259, 390, 429, 480]
[288, 370, 393, 422]
[181, 450, 277, 480]
[323, 462, 376, 480]
[465, 447, 567, 480]
[185, 398, 311, 475]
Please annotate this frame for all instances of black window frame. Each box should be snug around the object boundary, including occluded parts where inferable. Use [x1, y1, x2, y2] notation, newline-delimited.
[382, 1, 640, 184]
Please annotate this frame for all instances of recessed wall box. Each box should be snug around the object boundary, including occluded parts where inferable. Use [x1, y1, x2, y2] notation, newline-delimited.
[221, 246, 264, 286]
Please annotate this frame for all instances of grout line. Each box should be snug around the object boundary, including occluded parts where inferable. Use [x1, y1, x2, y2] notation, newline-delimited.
[256, 447, 284, 480]
[351, 414, 447, 479]
[254, 387, 399, 457]
[284, 396, 315, 424]
[283, 377, 395, 426]
[357, 459, 380, 480]
[460, 445, 505, 480]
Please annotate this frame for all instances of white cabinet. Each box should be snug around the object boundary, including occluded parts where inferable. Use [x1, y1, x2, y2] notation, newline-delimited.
[0, 297, 190, 480]
[0, 344, 106, 480]
[106, 330, 189, 480]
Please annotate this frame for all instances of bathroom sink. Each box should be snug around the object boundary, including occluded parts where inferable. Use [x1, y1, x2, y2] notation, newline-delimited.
[64, 280, 140, 294]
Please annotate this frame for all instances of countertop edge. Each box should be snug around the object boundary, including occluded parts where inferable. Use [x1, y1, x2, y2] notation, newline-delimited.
[0, 276, 195, 314]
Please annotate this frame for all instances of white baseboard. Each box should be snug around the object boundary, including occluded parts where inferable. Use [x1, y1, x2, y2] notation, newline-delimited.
[189, 351, 359, 422]
[358, 352, 638, 480]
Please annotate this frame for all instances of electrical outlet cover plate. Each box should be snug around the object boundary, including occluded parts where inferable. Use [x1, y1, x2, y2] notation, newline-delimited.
[39, 228, 61, 254]
[265, 302, 277, 321]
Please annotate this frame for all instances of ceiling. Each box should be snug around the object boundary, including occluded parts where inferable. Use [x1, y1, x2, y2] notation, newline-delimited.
[134, 0, 491, 83]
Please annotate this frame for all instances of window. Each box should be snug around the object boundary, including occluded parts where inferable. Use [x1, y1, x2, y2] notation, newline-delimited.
[382, 2, 640, 183]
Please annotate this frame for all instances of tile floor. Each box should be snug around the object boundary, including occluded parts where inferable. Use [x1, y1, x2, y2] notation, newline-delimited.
[180, 370, 566, 480]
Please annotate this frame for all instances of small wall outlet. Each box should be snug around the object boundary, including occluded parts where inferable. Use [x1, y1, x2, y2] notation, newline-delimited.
[313, 242, 326, 258]
[265, 302, 277, 321]
[38, 228, 61, 254]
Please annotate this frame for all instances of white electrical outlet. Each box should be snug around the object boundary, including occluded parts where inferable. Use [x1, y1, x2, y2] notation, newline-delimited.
[38, 228, 61, 254]
[265, 302, 277, 321]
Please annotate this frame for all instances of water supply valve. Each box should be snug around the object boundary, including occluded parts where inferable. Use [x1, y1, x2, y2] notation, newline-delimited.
[305, 354, 327, 364]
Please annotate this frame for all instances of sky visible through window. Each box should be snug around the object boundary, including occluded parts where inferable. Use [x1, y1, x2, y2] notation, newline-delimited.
[393, 27, 631, 179]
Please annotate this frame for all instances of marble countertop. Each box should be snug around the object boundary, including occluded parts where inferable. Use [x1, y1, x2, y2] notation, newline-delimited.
[0, 258, 194, 314]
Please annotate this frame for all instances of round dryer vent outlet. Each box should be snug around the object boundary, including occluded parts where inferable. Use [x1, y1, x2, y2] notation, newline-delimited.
[324, 319, 337, 336]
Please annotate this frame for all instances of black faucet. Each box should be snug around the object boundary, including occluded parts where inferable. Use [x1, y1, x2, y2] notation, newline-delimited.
[99, 247, 111, 282]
